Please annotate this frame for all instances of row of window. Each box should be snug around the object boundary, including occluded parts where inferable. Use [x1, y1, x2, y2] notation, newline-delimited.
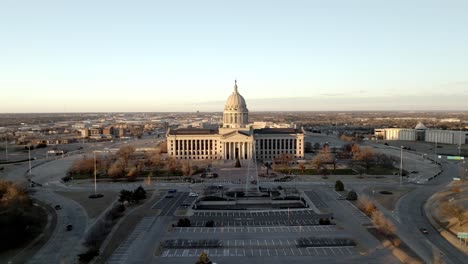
[256, 138, 301, 150]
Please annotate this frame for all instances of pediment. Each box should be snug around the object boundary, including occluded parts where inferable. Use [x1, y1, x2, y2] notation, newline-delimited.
[221, 130, 252, 141]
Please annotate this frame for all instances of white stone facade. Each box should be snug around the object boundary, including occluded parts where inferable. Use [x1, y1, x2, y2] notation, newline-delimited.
[166, 81, 304, 161]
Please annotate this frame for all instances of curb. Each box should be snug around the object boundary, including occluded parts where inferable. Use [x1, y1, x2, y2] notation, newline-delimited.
[424, 194, 468, 254]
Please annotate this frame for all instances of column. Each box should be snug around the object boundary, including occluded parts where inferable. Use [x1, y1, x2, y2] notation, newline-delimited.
[226, 142, 228, 160]
[182, 140, 185, 156]
[232, 142, 235, 159]
[202, 139, 205, 156]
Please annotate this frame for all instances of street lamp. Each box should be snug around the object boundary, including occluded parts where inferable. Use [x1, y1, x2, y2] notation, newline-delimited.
[4, 134, 8, 162]
[28, 145, 32, 178]
[94, 151, 97, 196]
[400, 146, 403, 186]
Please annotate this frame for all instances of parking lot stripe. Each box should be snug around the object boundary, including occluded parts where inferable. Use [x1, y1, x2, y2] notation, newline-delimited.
[298, 247, 303, 255]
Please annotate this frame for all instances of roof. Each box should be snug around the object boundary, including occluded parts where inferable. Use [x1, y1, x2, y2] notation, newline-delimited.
[168, 128, 219, 135]
[254, 128, 303, 134]
[222, 130, 251, 138]
[415, 122, 427, 130]
[224, 80, 248, 112]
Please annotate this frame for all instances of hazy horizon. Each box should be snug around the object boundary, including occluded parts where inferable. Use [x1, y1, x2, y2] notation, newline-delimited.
[1, 0, 467, 113]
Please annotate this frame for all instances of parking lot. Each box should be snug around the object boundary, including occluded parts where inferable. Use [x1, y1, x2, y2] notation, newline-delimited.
[188, 210, 332, 227]
[160, 246, 356, 258]
[172, 225, 337, 233]
[108, 217, 155, 264]
[304, 190, 328, 211]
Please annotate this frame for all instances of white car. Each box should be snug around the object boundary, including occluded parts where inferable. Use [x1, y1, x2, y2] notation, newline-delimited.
[189, 192, 199, 197]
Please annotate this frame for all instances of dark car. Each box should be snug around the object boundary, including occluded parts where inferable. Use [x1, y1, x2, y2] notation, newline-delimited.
[66, 224, 73, 231]
[420, 228, 428, 234]
[54, 205, 62, 210]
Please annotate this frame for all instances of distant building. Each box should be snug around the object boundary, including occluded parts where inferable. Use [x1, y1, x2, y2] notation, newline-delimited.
[375, 122, 467, 145]
[166, 81, 304, 161]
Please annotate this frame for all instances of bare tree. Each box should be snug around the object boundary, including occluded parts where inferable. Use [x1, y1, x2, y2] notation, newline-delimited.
[116, 145, 136, 172]
[158, 141, 168, 153]
[353, 146, 376, 172]
[274, 153, 293, 174]
[127, 166, 138, 179]
[181, 161, 194, 176]
[108, 159, 124, 178]
[166, 157, 179, 175]
[69, 157, 94, 175]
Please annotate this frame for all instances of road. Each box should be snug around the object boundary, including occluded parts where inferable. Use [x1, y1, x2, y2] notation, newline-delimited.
[27, 190, 88, 264]
[395, 160, 467, 264]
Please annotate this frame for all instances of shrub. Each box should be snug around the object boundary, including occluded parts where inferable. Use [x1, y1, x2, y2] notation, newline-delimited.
[357, 196, 376, 216]
[177, 218, 191, 227]
[346, 190, 358, 201]
[132, 186, 146, 202]
[205, 220, 215, 227]
[78, 247, 99, 262]
[335, 180, 344, 191]
[118, 189, 133, 203]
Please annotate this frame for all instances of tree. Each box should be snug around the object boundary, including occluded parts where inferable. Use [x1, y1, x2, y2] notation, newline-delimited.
[353, 146, 376, 172]
[127, 166, 138, 179]
[374, 153, 396, 169]
[167, 157, 179, 175]
[116, 145, 135, 172]
[132, 186, 147, 203]
[69, 157, 95, 176]
[311, 154, 325, 171]
[108, 160, 124, 178]
[182, 161, 194, 176]
[0, 181, 44, 251]
[335, 180, 344, 191]
[274, 153, 293, 173]
[196, 251, 211, 264]
[346, 190, 358, 201]
[148, 151, 162, 170]
[299, 163, 306, 174]
[119, 189, 133, 203]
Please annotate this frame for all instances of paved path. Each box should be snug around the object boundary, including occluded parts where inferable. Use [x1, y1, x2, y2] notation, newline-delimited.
[395, 161, 467, 264]
[27, 190, 88, 264]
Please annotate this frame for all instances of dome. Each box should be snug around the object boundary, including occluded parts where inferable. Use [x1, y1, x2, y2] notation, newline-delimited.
[415, 122, 427, 130]
[224, 80, 248, 112]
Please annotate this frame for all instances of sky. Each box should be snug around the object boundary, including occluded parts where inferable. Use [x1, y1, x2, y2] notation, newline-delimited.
[1, 0, 468, 113]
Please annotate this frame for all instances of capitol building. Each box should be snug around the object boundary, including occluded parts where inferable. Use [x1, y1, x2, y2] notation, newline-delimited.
[166, 81, 304, 161]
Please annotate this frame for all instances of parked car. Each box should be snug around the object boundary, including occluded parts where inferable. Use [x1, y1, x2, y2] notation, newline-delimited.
[420, 228, 428, 234]
[66, 224, 73, 231]
[54, 205, 62, 210]
[189, 192, 199, 197]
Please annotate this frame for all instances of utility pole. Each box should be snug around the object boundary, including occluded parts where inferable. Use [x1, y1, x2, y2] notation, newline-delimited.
[459, 125, 462, 157]
[28, 145, 32, 177]
[94, 151, 97, 196]
[4, 134, 7, 161]
[400, 146, 403, 186]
